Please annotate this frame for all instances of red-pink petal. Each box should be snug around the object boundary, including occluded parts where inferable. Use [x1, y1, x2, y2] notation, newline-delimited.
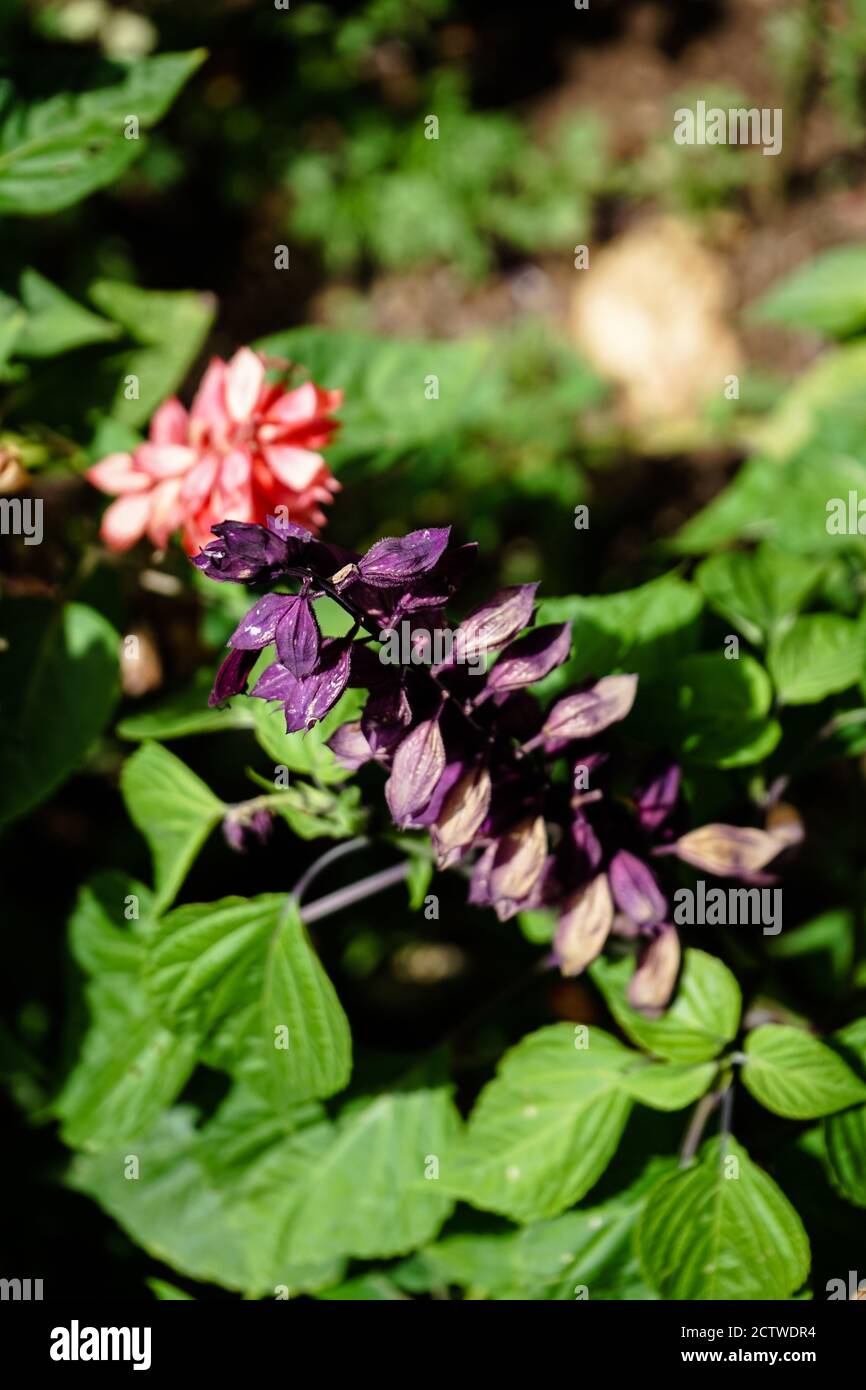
[87, 452, 149, 494]
[149, 397, 189, 445]
[135, 443, 198, 479]
[263, 444, 324, 491]
[225, 347, 266, 423]
[100, 492, 152, 550]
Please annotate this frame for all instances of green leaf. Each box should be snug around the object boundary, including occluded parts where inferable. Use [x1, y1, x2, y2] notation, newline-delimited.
[695, 545, 825, 645]
[749, 246, 866, 337]
[251, 688, 363, 784]
[0, 52, 206, 215]
[767, 614, 864, 705]
[70, 1079, 458, 1290]
[145, 894, 283, 1028]
[55, 875, 197, 1151]
[442, 1024, 634, 1222]
[630, 652, 780, 767]
[146, 1279, 194, 1301]
[591, 950, 742, 1063]
[269, 779, 367, 841]
[68, 1097, 344, 1295]
[263, 901, 352, 1103]
[317, 1274, 406, 1300]
[536, 573, 703, 695]
[14, 269, 118, 358]
[397, 1163, 671, 1300]
[120, 742, 225, 911]
[88, 280, 215, 427]
[824, 1018, 866, 1207]
[117, 673, 256, 741]
[620, 1060, 718, 1111]
[742, 1024, 866, 1119]
[637, 1137, 810, 1299]
[0, 599, 119, 833]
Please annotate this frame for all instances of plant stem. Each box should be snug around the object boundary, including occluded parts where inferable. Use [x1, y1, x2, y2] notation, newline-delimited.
[300, 861, 410, 925]
[291, 835, 371, 904]
[679, 1088, 723, 1167]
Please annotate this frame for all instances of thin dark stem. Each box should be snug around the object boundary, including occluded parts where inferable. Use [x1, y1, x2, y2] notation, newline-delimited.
[291, 836, 371, 905]
[679, 1089, 723, 1167]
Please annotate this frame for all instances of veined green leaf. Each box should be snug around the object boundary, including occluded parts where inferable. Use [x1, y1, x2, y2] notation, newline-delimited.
[120, 742, 225, 911]
[637, 1137, 810, 1300]
[591, 950, 742, 1063]
[743, 1024, 866, 1119]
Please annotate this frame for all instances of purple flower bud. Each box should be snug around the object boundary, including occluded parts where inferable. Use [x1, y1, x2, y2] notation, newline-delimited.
[446, 584, 538, 668]
[571, 812, 603, 871]
[385, 718, 446, 827]
[222, 807, 273, 853]
[275, 594, 321, 678]
[192, 520, 292, 584]
[208, 647, 259, 707]
[431, 763, 492, 869]
[627, 925, 681, 1016]
[554, 873, 614, 976]
[253, 637, 352, 733]
[608, 849, 666, 927]
[488, 815, 548, 920]
[357, 528, 451, 588]
[479, 623, 572, 700]
[634, 761, 681, 833]
[542, 674, 638, 748]
[662, 823, 785, 878]
[362, 679, 412, 758]
[326, 720, 376, 771]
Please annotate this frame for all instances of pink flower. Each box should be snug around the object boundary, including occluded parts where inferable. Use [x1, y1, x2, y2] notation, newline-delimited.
[86, 347, 342, 555]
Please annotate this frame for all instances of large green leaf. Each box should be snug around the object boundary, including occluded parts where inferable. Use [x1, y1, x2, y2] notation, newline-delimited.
[145, 894, 282, 1027]
[591, 950, 742, 1063]
[68, 1095, 343, 1295]
[120, 742, 225, 911]
[748, 246, 866, 337]
[637, 1137, 810, 1299]
[767, 615, 864, 705]
[145, 894, 352, 1103]
[0, 599, 119, 833]
[442, 1024, 634, 1222]
[69, 1079, 457, 1291]
[695, 545, 825, 645]
[0, 52, 205, 215]
[536, 573, 703, 695]
[117, 673, 256, 742]
[743, 1024, 866, 1119]
[262, 901, 352, 1103]
[55, 874, 198, 1151]
[88, 280, 215, 427]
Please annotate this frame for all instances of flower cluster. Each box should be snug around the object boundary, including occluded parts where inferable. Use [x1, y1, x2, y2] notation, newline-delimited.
[87, 347, 341, 555]
[196, 519, 797, 1013]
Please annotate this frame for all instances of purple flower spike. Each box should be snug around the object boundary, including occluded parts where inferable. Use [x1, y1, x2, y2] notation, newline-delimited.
[480, 622, 572, 699]
[358, 527, 451, 588]
[431, 763, 492, 869]
[275, 594, 321, 678]
[208, 647, 259, 707]
[608, 849, 667, 927]
[542, 674, 638, 748]
[385, 718, 446, 827]
[487, 815, 548, 920]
